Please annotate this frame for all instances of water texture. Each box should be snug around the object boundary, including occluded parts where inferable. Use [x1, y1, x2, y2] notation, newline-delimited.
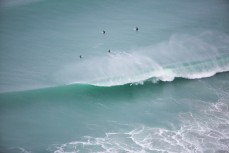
[0, 0, 229, 152]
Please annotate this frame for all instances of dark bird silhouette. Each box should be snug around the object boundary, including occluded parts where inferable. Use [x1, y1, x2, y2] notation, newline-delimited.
[135, 27, 139, 32]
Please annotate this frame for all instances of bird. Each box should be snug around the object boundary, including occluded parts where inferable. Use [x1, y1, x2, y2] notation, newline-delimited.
[135, 27, 139, 31]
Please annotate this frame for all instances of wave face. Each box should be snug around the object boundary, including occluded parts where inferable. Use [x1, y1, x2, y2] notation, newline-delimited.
[1, 0, 229, 153]
[1, 72, 229, 153]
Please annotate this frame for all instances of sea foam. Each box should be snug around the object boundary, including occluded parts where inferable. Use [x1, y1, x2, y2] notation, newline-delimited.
[58, 31, 229, 87]
[51, 99, 229, 153]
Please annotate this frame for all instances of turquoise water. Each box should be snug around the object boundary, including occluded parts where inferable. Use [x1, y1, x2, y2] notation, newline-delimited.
[0, 0, 229, 152]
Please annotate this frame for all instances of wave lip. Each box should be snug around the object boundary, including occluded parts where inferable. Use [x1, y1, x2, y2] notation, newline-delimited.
[69, 56, 229, 87]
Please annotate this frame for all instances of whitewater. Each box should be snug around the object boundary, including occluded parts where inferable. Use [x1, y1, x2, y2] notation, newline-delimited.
[63, 31, 229, 87]
[0, 0, 229, 153]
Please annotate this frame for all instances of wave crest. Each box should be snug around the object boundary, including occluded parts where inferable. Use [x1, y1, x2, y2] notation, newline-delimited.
[56, 31, 229, 87]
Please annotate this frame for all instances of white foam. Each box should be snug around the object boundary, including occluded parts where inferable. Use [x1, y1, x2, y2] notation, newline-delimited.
[9, 147, 32, 153]
[51, 100, 229, 153]
[58, 31, 229, 87]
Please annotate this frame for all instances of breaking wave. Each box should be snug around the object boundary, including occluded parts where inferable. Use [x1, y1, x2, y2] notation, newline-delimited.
[57, 31, 229, 87]
[71, 56, 229, 87]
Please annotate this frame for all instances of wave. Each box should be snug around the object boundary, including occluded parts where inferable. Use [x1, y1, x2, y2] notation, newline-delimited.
[2, 31, 229, 93]
[55, 31, 229, 88]
[68, 56, 229, 87]
[0, 30, 228, 93]
[2, 58, 229, 94]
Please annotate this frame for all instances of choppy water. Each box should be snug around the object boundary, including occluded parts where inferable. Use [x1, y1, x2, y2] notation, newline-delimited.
[0, 0, 229, 152]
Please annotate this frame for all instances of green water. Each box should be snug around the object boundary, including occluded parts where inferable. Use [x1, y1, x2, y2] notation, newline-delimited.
[0, 0, 229, 152]
[0, 73, 229, 152]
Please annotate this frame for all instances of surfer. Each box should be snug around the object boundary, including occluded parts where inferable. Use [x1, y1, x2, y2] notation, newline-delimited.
[135, 27, 139, 32]
[108, 49, 111, 53]
[103, 30, 106, 34]
[79, 55, 83, 59]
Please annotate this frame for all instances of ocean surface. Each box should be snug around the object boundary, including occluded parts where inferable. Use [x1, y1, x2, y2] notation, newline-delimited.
[0, 0, 229, 152]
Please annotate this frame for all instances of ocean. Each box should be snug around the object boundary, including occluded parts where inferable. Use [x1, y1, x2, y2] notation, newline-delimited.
[0, 0, 229, 152]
